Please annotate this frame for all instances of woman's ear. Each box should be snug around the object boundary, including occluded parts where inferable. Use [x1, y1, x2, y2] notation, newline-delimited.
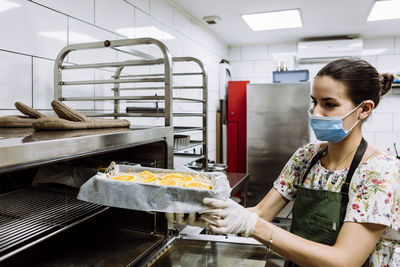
[360, 100, 374, 120]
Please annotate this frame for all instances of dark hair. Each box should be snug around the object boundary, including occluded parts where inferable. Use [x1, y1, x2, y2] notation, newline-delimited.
[316, 58, 394, 108]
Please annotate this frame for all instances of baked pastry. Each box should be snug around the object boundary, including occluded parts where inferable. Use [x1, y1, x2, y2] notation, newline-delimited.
[109, 170, 213, 190]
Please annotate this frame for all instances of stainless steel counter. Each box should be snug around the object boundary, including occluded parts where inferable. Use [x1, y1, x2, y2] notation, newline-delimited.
[0, 126, 174, 174]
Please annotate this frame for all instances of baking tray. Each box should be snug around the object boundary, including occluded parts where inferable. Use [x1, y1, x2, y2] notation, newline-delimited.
[77, 164, 231, 213]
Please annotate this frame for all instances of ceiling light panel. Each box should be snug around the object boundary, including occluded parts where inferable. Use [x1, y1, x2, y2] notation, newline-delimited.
[242, 9, 302, 31]
[367, 0, 400, 21]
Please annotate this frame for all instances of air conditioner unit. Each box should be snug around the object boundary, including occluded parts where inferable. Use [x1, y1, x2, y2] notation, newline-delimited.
[297, 39, 363, 63]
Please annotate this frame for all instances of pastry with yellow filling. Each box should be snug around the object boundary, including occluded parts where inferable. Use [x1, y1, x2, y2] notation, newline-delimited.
[157, 180, 178, 186]
[112, 174, 137, 181]
[109, 170, 213, 190]
[139, 171, 158, 182]
[184, 182, 212, 189]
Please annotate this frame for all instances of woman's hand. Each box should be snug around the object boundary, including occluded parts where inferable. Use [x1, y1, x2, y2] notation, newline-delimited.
[165, 212, 209, 229]
[200, 198, 258, 237]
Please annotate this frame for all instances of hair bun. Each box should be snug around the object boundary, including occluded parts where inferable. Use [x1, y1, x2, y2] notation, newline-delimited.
[379, 73, 394, 96]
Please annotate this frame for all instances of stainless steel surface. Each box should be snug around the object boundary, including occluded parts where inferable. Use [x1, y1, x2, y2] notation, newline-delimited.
[0, 126, 174, 173]
[118, 72, 203, 78]
[119, 86, 204, 90]
[173, 113, 205, 117]
[61, 77, 165, 85]
[1, 209, 167, 267]
[247, 83, 310, 206]
[143, 235, 284, 267]
[226, 172, 249, 207]
[61, 59, 164, 69]
[0, 188, 105, 261]
[173, 127, 205, 133]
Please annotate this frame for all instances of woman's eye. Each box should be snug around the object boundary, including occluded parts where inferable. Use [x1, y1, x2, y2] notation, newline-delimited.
[311, 100, 317, 105]
[325, 102, 336, 108]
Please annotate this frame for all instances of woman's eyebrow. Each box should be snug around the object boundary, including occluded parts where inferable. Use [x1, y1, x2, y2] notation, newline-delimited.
[311, 95, 339, 101]
[321, 97, 339, 101]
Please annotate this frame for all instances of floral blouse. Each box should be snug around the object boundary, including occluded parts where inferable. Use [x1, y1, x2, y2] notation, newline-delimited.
[273, 143, 400, 267]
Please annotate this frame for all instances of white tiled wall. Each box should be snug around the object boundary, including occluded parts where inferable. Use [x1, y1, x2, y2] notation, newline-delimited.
[0, 0, 229, 162]
[228, 37, 400, 153]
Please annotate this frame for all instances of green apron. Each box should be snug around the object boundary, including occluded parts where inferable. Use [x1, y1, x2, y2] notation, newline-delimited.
[286, 138, 367, 267]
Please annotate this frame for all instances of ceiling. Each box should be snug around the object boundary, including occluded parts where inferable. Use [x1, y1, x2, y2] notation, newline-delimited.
[171, 0, 400, 45]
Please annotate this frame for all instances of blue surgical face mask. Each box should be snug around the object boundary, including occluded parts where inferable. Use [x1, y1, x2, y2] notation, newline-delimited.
[309, 102, 364, 143]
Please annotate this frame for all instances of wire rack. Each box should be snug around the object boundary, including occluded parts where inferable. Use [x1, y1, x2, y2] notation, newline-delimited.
[0, 188, 105, 261]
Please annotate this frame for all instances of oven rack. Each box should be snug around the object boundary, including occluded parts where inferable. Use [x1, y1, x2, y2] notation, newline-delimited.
[0, 188, 106, 261]
[54, 38, 207, 169]
[113, 56, 208, 168]
[54, 38, 174, 126]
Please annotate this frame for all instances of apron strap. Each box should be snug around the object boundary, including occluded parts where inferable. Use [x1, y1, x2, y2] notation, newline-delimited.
[339, 138, 368, 225]
[299, 145, 327, 186]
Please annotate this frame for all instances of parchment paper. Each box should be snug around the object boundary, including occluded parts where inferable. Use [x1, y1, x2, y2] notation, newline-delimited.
[77, 165, 231, 213]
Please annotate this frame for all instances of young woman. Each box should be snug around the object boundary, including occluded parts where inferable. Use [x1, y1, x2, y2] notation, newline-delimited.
[169, 58, 399, 266]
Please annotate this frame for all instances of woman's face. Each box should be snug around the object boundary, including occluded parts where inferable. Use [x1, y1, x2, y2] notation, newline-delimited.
[311, 75, 361, 131]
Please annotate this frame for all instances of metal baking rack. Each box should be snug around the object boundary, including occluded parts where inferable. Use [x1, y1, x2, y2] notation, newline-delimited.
[54, 38, 208, 169]
[54, 38, 174, 126]
[113, 56, 208, 169]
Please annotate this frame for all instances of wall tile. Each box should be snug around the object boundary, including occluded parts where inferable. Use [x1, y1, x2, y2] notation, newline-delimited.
[254, 60, 275, 78]
[207, 128, 216, 157]
[362, 132, 375, 145]
[395, 36, 400, 54]
[268, 42, 296, 57]
[393, 114, 400, 133]
[134, 8, 163, 40]
[0, 51, 32, 109]
[126, 0, 150, 13]
[230, 61, 254, 78]
[0, 1, 67, 60]
[32, 0, 95, 23]
[363, 37, 395, 55]
[172, 7, 191, 36]
[207, 91, 219, 113]
[376, 54, 400, 73]
[374, 94, 400, 113]
[241, 45, 268, 61]
[374, 133, 400, 152]
[149, 0, 173, 27]
[33, 57, 54, 109]
[207, 108, 217, 131]
[361, 55, 377, 67]
[362, 113, 393, 133]
[251, 77, 271, 83]
[67, 18, 117, 64]
[160, 25, 183, 57]
[95, 0, 134, 38]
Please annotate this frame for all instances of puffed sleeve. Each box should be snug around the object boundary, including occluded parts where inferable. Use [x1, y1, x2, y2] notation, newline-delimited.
[273, 143, 318, 201]
[345, 154, 400, 230]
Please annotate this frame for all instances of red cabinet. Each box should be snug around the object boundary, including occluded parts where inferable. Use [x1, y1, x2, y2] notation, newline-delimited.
[227, 81, 249, 173]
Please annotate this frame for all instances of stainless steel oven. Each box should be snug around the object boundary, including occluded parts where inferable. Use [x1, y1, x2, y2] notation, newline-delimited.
[0, 126, 285, 266]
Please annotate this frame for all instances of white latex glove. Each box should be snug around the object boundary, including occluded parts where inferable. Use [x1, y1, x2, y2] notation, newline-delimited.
[165, 213, 209, 229]
[200, 198, 258, 237]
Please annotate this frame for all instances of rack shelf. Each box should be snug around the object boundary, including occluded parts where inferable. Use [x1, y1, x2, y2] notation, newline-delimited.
[174, 140, 203, 153]
[0, 188, 106, 261]
[174, 154, 205, 168]
[173, 127, 205, 133]
[54, 38, 207, 169]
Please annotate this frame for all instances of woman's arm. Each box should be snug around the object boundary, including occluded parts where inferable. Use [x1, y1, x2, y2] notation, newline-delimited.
[253, 219, 385, 267]
[248, 188, 289, 222]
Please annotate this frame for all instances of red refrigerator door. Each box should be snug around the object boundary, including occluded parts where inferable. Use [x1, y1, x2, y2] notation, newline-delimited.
[227, 81, 249, 173]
